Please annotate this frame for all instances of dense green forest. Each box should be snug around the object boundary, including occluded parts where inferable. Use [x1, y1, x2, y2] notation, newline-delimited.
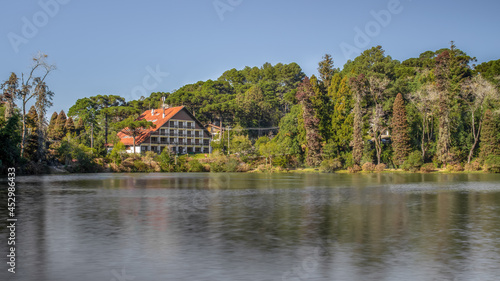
[1, 43, 500, 174]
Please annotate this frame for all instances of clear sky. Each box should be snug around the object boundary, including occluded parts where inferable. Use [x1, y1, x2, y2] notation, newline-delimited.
[2, 0, 500, 113]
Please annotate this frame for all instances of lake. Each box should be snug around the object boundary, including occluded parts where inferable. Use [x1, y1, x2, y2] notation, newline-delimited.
[1, 173, 500, 281]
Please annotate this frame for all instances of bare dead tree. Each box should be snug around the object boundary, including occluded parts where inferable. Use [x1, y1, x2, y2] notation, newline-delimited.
[18, 52, 56, 157]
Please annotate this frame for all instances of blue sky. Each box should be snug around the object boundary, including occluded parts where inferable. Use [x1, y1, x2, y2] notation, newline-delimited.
[2, 0, 500, 113]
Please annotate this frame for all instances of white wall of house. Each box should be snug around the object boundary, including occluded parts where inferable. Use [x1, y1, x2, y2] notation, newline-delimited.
[125, 145, 142, 154]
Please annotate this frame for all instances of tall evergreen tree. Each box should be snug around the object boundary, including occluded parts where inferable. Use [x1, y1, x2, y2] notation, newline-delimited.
[47, 111, 58, 140]
[54, 110, 67, 140]
[391, 93, 411, 166]
[349, 74, 368, 165]
[1, 73, 19, 120]
[317, 54, 336, 88]
[65, 117, 76, 134]
[25, 106, 40, 161]
[328, 74, 353, 156]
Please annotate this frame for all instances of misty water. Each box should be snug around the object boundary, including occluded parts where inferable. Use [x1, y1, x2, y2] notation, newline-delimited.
[1, 173, 500, 281]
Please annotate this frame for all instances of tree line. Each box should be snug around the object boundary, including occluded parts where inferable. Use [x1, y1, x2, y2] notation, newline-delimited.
[1, 43, 499, 173]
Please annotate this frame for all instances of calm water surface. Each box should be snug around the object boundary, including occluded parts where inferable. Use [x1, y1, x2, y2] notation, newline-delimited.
[1, 173, 500, 281]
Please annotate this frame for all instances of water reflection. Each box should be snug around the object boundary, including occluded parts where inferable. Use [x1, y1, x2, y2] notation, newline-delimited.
[1, 173, 499, 281]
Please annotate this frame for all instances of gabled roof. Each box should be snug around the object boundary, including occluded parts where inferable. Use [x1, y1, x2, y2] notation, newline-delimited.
[117, 106, 184, 146]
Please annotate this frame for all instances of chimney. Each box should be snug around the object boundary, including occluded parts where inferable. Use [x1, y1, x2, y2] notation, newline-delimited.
[151, 108, 155, 115]
[163, 107, 165, 118]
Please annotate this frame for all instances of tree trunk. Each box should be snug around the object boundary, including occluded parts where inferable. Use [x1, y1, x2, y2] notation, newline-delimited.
[421, 117, 426, 161]
[375, 136, 382, 165]
[133, 136, 136, 154]
[20, 101, 27, 157]
[91, 123, 94, 150]
[105, 113, 108, 145]
[467, 113, 482, 164]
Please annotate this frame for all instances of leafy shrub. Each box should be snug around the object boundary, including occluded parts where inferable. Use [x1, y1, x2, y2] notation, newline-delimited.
[237, 162, 251, 172]
[402, 151, 423, 172]
[188, 159, 205, 172]
[209, 157, 226, 172]
[320, 158, 342, 173]
[484, 155, 500, 173]
[174, 156, 189, 172]
[446, 163, 464, 172]
[157, 149, 175, 172]
[209, 156, 239, 172]
[341, 151, 354, 169]
[273, 155, 289, 168]
[375, 163, 386, 172]
[348, 164, 361, 173]
[420, 163, 435, 173]
[464, 159, 482, 171]
[133, 160, 148, 172]
[225, 158, 239, 172]
[362, 162, 376, 172]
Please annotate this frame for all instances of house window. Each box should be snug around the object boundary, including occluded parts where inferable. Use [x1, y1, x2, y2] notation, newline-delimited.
[151, 137, 157, 143]
[141, 146, 147, 151]
[169, 121, 175, 127]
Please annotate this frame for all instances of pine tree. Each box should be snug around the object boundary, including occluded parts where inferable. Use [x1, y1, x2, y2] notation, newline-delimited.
[296, 76, 322, 167]
[329, 74, 353, 155]
[349, 74, 368, 165]
[391, 93, 411, 166]
[47, 111, 58, 140]
[75, 118, 85, 135]
[65, 117, 75, 134]
[54, 110, 67, 140]
[317, 54, 336, 88]
[310, 75, 331, 141]
[24, 106, 39, 161]
[1, 72, 19, 120]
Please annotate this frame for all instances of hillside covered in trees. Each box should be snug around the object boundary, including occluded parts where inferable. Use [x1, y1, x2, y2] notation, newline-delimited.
[1, 43, 500, 174]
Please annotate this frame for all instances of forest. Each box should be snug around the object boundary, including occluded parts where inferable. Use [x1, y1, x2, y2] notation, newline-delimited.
[1, 43, 500, 174]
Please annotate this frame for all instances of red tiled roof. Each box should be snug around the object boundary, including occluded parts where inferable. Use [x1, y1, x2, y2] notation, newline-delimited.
[117, 106, 184, 146]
